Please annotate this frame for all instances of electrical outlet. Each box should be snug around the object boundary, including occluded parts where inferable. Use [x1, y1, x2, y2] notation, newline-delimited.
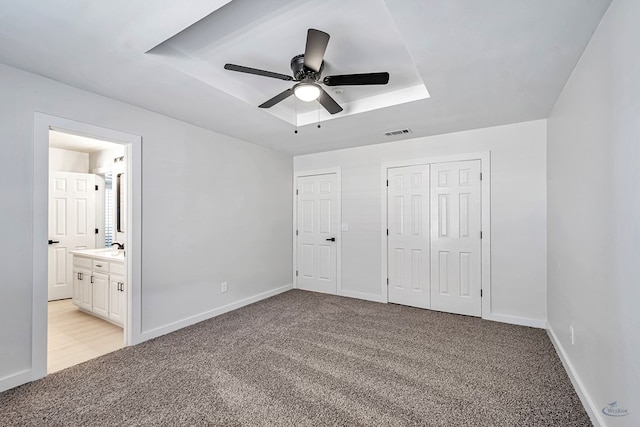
[570, 325, 575, 345]
[221, 282, 228, 293]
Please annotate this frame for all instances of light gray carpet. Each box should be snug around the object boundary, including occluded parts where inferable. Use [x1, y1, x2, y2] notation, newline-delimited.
[1, 290, 590, 426]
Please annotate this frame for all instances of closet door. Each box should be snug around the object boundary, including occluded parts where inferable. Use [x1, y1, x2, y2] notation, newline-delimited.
[296, 174, 338, 295]
[430, 160, 482, 317]
[387, 165, 430, 309]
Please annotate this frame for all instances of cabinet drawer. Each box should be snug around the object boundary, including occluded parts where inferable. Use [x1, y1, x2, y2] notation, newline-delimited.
[110, 262, 125, 276]
[93, 260, 109, 273]
[74, 256, 92, 269]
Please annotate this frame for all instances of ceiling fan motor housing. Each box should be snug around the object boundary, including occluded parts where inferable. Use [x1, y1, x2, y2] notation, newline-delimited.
[291, 54, 323, 81]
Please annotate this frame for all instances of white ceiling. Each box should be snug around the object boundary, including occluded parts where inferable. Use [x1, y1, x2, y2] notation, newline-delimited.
[49, 130, 121, 153]
[149, 0, 430, 126]
[0, 0, 611, 155]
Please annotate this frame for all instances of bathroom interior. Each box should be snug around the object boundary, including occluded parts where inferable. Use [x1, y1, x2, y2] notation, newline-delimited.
[47, 129, 127, 373]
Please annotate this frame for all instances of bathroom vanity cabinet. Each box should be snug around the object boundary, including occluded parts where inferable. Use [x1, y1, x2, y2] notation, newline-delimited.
[71, 249, 126, 327]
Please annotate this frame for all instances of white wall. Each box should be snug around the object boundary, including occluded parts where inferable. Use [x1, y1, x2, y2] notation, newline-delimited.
[89, 146, 125, 172]
[294, 120, 547, 324]
[49, 147, 89, 172]
[547, 0, 639, 425]
[0, 62, 292, 390]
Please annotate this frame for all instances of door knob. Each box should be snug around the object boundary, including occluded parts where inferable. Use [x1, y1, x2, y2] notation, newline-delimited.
[326, 237, 336, 242]
[48, 240, 60, 245]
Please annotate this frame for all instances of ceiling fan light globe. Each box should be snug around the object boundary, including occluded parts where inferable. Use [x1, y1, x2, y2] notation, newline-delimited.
[294, 83, 321, 102]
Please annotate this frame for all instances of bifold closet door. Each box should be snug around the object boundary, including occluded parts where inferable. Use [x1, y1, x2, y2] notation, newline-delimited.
[430, 160, 482, 317]
[296, 174, 338, 295]
[387, 165, 430, 309]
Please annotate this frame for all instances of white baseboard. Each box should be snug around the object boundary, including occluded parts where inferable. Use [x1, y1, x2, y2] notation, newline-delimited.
[547, 325, 605, 427]
[339, 289, 386, 303]
[482, 313, 546, 329]
[140, 284, 293, 342]
[0, 369, 33, 393]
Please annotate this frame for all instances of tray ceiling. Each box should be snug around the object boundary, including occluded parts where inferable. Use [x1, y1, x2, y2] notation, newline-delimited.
[148, 0, 429, 126]
[0, 0, 613, 154]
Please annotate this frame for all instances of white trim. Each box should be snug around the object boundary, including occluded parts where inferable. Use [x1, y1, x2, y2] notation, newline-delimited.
[140, 284, 293, 341]
[483, 313, 546, 329]
[339, 289, 387, 304]
[380, 152, 492, 317]
[0, 370, 33, 393]
[547, 325, 604, 427]
[293, 168, 342, 296]
[32, 113, 143, 386]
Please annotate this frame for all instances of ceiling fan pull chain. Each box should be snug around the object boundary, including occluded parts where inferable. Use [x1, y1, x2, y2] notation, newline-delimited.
[294, 98, 298, 134]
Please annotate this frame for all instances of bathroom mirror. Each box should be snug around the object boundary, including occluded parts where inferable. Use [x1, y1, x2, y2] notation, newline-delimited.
[116, 172, 126, 233]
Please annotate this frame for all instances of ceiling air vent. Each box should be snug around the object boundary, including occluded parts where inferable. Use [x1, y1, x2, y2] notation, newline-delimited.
[384, 128, 413, 137]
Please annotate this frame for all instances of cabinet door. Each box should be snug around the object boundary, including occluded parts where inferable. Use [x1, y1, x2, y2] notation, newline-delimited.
[92, 272, 109, 317]
[109, 275, 125, 326]
[73, 268, 92, 310]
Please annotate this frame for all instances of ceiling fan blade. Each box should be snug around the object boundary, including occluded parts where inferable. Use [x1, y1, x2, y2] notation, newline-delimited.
[259, 89, 294, 108]
[224, 64, 293, 81]
[323, 72, 390, 86]
[317, 87, 343, 114]
[303, 29, 330, 72]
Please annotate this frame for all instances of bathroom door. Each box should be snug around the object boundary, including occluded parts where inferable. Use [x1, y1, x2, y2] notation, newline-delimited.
[48, 172, 96, 301]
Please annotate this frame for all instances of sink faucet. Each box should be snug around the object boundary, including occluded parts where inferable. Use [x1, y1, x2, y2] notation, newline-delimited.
[111, 242, 124, 250]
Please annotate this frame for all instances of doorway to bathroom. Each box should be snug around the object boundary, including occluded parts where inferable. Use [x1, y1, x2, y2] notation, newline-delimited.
[33, 113, 142, 380]
[47, 130, 127, 373]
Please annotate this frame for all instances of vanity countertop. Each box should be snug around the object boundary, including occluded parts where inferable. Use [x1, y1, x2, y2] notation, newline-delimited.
[70, 248, 125, 262]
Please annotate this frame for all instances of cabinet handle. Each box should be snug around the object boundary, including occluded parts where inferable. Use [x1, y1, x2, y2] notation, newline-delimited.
[95, 264, 102, 268]
[77, 272, 81, 280]
[90, 275, 94, 284]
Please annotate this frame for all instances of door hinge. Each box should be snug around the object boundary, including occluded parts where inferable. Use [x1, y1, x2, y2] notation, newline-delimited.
[480, 173, 483, 181]
[296, 189, 298, 195]
[386, 278, 389, 285]
[296, 230, 298, 236]
[295, 270, 298, 277]
[386, 179, 389, 187]
[95, 184, 99, 191]
[480, 231, 483, 239]
[386, 229, 389, 236]
[95, 228, 99, 235]
[480, 289, 483, 298]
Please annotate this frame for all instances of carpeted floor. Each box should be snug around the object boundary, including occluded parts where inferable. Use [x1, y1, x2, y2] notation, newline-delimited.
[0, 290, 590, 426]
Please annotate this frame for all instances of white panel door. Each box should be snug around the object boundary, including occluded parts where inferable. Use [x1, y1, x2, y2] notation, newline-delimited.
[296, 174, 338, 294]
[48, 172, 96, 301]
[387, 165, 431, 308]
[430, 160, 482, 316]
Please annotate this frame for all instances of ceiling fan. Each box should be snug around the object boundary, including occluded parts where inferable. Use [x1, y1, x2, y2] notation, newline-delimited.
[224, 28, 390, 115]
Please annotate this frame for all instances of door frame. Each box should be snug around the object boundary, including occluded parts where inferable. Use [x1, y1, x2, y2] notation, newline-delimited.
[32, 113, 142, 381]
[293, 168, 342, 295]
[380, 152, 491, 318]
